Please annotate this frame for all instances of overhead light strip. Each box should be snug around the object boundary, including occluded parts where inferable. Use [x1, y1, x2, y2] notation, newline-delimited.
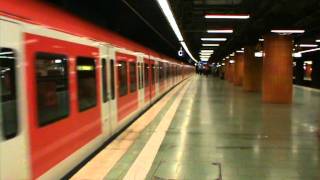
[205, 14, 250, 19]
[200, 50, 214, 53]
[207, 29, 233, 34]
[297, 47, 320, 54]
[202, 44, 220, 47]
[298, 44, 318, 48]
[271, 30, 305, 34]
[201, 38, 227, 41]
[156, 0, 197, 62]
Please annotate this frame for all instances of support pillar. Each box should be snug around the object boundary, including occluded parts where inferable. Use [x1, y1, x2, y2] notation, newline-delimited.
[234, 52, 244, 86]
[243, 46, 262, 91]
[262, 34, 293, 104]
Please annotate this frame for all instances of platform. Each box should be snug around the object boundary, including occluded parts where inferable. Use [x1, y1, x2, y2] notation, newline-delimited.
[71, 76, 320, 180]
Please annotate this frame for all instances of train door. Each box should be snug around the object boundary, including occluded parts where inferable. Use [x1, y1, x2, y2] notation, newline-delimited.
[116, 52, 138, 122]
[0, 20, 30, 179]
[155, 61, 160, 98]
[150, 60, 156, 100]
[107, 48, 117, 131]
[137, 56, 144, 107]
[144, 58, 150, 103]
[99, 44, 112, 138]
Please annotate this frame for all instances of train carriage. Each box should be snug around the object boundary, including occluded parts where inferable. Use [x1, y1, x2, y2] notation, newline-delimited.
[0, 1, 194, 179]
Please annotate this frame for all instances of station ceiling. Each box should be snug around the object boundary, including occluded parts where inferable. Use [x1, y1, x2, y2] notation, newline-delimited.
[46, 0, 320, 63]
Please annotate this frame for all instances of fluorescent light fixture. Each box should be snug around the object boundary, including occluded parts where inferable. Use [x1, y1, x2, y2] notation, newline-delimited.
[205, 14, 250, 19]
[236, 50, 244, 53]
[255, 52, 264, 57]
[298, 44, 318, 48]
[230, 53, 235, 57]
[304, 61, 312, 65]
[200, 50, 214, 53]
[259, 38, 264, 42]
[201, 38, 227, 41]
[271, 30, 305, 34]
[207, 29, 233, 34]
[229, 60, 235, 64]
[297, 47, 320, 54]
[200, 54, 213, 56]
[202, 44, 220, 47]
[241, 48, 244, 50]
[156, 0, 198, 62]
[200, 55, 211, 57]
[316, 39, 320, 43]
[156, 0, 183, 41]
[292, 53, 302, 58]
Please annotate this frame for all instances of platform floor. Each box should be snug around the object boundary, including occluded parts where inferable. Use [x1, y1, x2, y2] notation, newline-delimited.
[72, 76, 320, 180]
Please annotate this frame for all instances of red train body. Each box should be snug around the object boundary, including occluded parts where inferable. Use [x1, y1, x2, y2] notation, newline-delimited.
[0, 1, 194, 179]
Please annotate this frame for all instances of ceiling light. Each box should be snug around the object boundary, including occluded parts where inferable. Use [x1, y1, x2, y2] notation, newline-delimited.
[207, 29, 233, 34]
[297, 47, 320, 54]
[229, 60, 235, 64]
[236, 50, 244, 53]
[156, 0, 197, 62]
[202, 44, 220, 47]
[230, 53, 235, 57]
[156, 0, 183, 41]
[255, 52, 264, 57]
[205, 14, 250, 19]
[316, 39, 320, 43]
[292, 53, 302, 58]
[271, 30, 305, 34]
[298, 44, 318, 48]
[200, 53, 213, 56]
[259, 38, 264, 42]
[200, 50, 214, 53]
[201, 38, 227, 41]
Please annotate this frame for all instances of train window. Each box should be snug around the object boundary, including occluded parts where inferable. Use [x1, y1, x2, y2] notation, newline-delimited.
[102, 59, 108, 103]
[118, 61, 128, 97]
[110, 59, 115, 100]
[144, 63, 149, 87]
[76, 57, 97, 111]
[151, 64, 155, 85]
[129, 62, 137, 92]
[0, 48, 18, 139]
[137, 63, 140, 89]
[35, 52, 69, 127]
[139, 63, 144, 89]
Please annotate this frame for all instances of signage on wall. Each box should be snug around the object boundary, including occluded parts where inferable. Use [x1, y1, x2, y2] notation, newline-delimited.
[178, 47, 184, 57]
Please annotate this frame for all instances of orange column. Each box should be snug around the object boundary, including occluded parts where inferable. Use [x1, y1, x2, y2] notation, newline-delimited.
[234, 52, 244, 86]
[262, 34, 293, 104]
[243, 46, 262, 91]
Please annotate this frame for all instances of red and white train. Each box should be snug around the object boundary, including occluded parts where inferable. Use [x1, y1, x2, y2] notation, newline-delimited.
[0, 1, 194, 179]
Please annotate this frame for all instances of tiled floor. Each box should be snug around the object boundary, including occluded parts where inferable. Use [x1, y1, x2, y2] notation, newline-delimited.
[86, 76, 320, 179]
